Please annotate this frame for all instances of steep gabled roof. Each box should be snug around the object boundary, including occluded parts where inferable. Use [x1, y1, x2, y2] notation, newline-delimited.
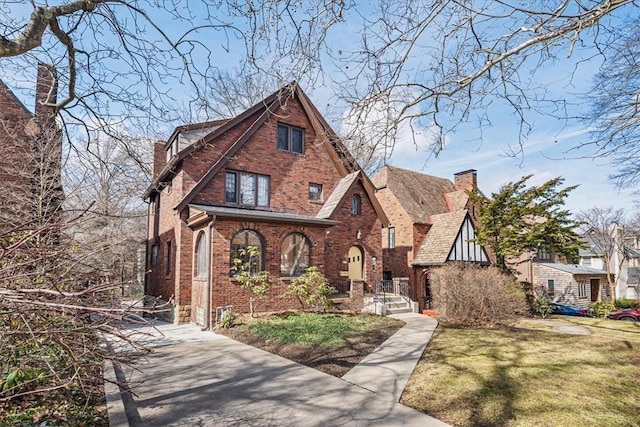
[316, 171, 360, 219]
[143, 82, 388, 225]
[372, 166, 455, 224]
[0, 79, 33, 119]
[412, 210, 467, 265]
[445, 190, 469, 211]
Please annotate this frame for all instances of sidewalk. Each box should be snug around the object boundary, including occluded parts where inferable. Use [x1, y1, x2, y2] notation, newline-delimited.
[111, 314, 448, 426]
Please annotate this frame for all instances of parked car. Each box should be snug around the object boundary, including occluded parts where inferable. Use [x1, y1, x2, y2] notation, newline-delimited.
[549, 302, 590, 317]
[608, 308, 640, 321]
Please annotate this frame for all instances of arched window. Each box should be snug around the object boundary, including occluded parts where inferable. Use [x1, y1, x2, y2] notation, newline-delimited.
[352, 194, 361, 215]
[230, 230, 264, 275]
[194, 231, 208, 278]
[281, 233, 310, 277]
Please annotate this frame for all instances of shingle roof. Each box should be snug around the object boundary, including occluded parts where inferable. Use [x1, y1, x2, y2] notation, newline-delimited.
[538, 263, 608, 275]
[189, 204, 339, 227]
[372, 166, 455, 224]
[445, 190, 469, 211]
[316, 171, 359, 219]
[412, 210, 468, 265]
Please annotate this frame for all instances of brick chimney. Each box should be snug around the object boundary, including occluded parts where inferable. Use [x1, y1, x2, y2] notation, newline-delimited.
[454, 169, 477, 191]
[34, 63, 58, 127]
[153, 141, 166, 179]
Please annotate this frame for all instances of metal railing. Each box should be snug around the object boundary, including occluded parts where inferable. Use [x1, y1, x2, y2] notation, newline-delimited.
[374, 278, 411, 304]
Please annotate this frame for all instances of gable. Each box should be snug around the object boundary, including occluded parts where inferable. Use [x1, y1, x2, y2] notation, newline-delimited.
[447, 215, 489, 264]
[143, 82, 388, 225]
[413, 211, 489, 266]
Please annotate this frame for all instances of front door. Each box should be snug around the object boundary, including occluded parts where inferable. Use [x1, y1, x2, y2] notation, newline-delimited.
[347, 246, 363, 280]
[590, 278, 600, 302]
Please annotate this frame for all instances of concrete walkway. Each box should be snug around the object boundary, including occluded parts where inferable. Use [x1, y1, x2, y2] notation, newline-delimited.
[114, 314, 448, 426]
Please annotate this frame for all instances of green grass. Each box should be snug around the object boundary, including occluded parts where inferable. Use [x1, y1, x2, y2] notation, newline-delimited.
[241, 312, 400, 346]
[401, 326, 640, 427]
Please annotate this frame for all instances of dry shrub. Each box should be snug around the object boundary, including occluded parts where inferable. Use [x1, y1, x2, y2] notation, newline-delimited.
[430, 263, 526, 327]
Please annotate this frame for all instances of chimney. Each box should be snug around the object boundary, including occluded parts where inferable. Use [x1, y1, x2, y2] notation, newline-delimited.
[35, 63, 58, 127]
[454, 169, 477, 191]
[153, 141, 166, 179]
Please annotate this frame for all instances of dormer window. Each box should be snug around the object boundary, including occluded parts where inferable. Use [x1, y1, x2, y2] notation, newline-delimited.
[277, 124, 304, 154]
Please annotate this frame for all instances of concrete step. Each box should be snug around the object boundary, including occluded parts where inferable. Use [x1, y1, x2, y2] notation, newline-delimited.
[386, 306, 413, 314]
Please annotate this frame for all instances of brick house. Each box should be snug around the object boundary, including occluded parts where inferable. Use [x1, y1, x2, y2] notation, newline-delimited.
[372, 166, 490, 310]
[0, 64, 63, 231]
[143, 83, 388, 325]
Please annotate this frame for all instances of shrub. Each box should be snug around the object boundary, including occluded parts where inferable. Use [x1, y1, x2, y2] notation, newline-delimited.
[534, 298, 552, 319]
[590, 300, 615, 318]
[220, 310, 236, 329]
[616, 298, 640, 309]
[430, 263, 527, 327]
[283, 267, 337, 311]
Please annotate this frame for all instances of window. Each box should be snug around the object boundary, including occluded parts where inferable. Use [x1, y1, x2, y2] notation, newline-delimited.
[388, 226, 395, 249]
[309, 183, 322, 201]
[166, 241, 172, 275]
[547, 279, 555, 296]
[151, 244, 158, 266]
[277, 124, 304, 154]
[352, 194, 361, 215]
[225, 171, 269, 207]
[583, 257, 592, 267]
[230, 230, 264, 275]
[194, 231, 208, 278]
[537, 247, 551, 261]
[281, 233, 310, 276]
[225, 172, 237, 203]
[578, 281, 587, 298]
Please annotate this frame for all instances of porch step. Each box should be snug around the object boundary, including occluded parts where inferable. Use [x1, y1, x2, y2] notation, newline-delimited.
[379, 295, 413, 314]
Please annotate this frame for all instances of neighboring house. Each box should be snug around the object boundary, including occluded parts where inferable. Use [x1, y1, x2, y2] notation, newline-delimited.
[372, 166, 490, 310]
[579, 228, 640, 300]
[533, 263, 610, 309]
[144, 83, 388, 325]
[516, 247, 610, 308]
[0, 63, 63, 231]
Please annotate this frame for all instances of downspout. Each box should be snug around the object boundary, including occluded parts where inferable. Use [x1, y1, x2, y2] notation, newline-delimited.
[203, 216, 214, 331]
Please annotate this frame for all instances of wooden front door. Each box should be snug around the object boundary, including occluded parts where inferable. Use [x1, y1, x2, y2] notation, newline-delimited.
[347, 246, 363, 280]
[590, 278, 600, 302]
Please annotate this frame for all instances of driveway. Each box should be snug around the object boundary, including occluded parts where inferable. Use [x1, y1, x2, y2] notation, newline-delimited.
[116, 320, 448, 426]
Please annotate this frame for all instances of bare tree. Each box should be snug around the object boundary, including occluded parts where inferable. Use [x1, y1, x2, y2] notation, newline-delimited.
[585, 18, 640, 190]
[577, 206, 628, 304]
[0, 0, 347, 159]
[333, 1, 638, 175]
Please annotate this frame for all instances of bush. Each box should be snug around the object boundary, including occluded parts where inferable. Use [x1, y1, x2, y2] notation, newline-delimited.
[590, 300, 615, 318]
[616, 298, 640, 309]
[430, 263, 527, 327]
[534, 298, 552, 319]
[282, 267, 337, 311]
[220, 310, 236, 329]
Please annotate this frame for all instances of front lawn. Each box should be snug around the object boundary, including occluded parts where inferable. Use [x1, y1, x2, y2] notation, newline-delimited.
[218, 312, 405, 377]
[401, 325, 640, 427]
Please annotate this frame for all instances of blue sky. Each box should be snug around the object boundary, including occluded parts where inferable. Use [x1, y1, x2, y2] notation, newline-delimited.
[2, 2, 637, 217]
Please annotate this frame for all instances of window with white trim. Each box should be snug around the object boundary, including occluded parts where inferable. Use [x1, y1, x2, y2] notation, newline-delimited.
[388, 227, 395, 249]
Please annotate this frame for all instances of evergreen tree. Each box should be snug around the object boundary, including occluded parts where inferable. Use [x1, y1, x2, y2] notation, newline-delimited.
[471, 175, 584, 274]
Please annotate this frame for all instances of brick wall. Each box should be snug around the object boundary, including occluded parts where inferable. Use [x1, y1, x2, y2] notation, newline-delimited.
[376, 187, 414, 279]
[454, 169, 477, 192]
[145, 92, 385, 320]
[323, 178, 382, 290]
